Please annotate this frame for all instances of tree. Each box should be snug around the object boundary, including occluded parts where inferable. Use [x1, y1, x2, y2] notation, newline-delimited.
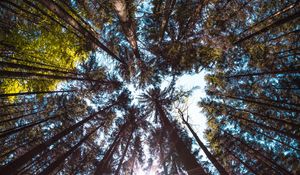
[1, 0, 299, 174]
[178, 109, 229, 175]
[139, 87, 207, 174]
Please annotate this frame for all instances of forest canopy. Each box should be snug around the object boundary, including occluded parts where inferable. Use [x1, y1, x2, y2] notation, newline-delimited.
[0, 0, 299, 174]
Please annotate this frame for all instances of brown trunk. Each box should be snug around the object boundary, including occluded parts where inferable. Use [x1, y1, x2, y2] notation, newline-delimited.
[0, 116, 53, 139]
[156, 103, 207, 175]
[179, 110, 228, 175]
[114, 127, 134, 175]
[94, 121, 128, 174]
[229, 111, 300, 141]
[0, 61, 78, 76]
[0, 110, 45, 125]
[225, 69, 300, 78]
[0, 70, 113, 84]
[3, 55, 74, 72]
[0, 90, 75, 98]
[234, 7, 300, 44]
[111, 0, 140, 59]
[38, 0, 125, 64]
[224, 94, 300, 113]
[237, 1, 300, 41]
[158, 0, 176, 42]
[225, 147, 257, 175]
[244, 124, 300, 152]
[38, 125, 101, 175]
[0, 106, 111, 175]
[225, 131, 291, 175]
[224, 104, 300, 129]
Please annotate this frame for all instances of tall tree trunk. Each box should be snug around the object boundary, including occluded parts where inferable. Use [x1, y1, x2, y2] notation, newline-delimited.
[0, 109, 45, 124]
[224, 147, 257, 175]
[0, 90, 75, 98]
[38, 125, 101, 175]
[38, 0, 125, 64]
[229, 111, 300, 140]
[224, 131, 291, 175]
[155, 103, 207, 175]
[0, 101, 37, 109]
[0, 116, 53, 139]
[0, 137, 37, 161]
[234, 8, 300, 44]
[1, 106, 43, 119]
[94, 121, 128, 175]
[179, 110, 229, 175]
[3, 55, 74, 72]
[0, 70, 115, 84]
[158, 0, 176, 42]
[111, 0, 140, 59]
[224, 94, 300, 113]
[237, 1, 300, 41]
[244, 124, 300, 152]
[0, 105, 112, 175]
[224, 104, 300, 128]
[224, 69, 300, 78]
[0, 61, 79, 75]
[114, 126, 134, 175]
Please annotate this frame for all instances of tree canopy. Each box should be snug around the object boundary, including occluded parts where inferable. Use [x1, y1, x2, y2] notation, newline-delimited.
[0, 0, 299, 174]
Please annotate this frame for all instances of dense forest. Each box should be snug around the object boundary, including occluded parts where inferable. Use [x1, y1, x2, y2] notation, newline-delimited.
[0, 0, 299, 174]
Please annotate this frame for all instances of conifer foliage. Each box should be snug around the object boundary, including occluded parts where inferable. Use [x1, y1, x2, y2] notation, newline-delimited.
[0, 0, 299, 174]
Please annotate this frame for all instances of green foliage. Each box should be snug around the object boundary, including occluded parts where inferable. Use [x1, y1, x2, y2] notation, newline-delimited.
[0, 0, 299, 174]
[0, 14, 88, 101]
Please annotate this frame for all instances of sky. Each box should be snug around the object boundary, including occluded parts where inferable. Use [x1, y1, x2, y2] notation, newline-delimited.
[78, 47, 212, 174]
[130, 71, 212, 174]
[174, 72, 208, 141]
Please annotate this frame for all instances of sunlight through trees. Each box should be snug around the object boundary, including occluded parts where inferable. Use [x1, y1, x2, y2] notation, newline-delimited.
[0, 0, 299, 174]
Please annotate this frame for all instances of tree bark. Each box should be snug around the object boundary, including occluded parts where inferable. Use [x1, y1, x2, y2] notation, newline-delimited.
[0, 61, 79, 76]
[0, 106, 111, 175]
[111, 0, 140, 59]
[234, 8, 300, 44]
[38, 0, 125, 64]
[224, 69, 300, 78]
[114, 126, 134, 175]
[0, 90, 75, 98]
[156, 103, 207, 175]
[224, 131, 291, 175]
[38, 125, 101, 175]
[179, 110, 229, 175]
[0, 115, 57, 139]
[94, 121, 128, 174]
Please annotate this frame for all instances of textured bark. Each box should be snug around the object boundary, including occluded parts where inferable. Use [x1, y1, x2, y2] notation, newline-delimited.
[111, 0, 140, 59]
